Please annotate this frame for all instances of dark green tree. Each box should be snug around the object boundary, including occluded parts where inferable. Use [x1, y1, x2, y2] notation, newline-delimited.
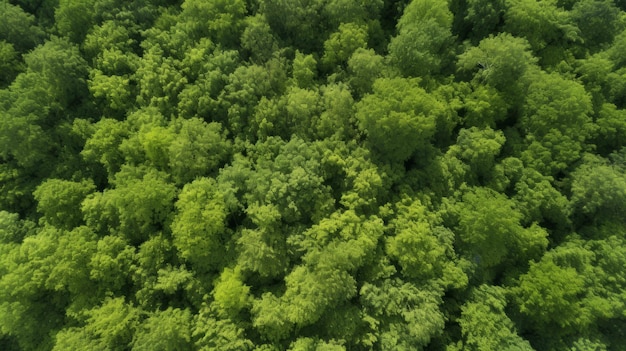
[0, 1, 44, 52]
[388, 0, 455, 77]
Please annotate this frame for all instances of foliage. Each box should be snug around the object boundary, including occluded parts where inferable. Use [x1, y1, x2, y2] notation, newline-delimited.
[2, 0, 626, 349]
[356, 77, 450, 163]
[388, 0, 455, 77]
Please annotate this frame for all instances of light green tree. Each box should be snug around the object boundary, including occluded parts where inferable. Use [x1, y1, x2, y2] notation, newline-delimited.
[322, 23, 368, 69]
[386, 197, 466, 287]
[132, 307, 193, 351]
[356, 78, 448, 163]
[192, 304, 254, 350]
[451, 285, 533, 351]
[168, 118, 232, 185]
[446, 127, 506, 182]
[33, 179, 95, 229]
[171, 177, 234, 272]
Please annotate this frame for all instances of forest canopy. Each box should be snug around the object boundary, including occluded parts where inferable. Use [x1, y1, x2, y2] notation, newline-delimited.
[2, 0, 626, 350]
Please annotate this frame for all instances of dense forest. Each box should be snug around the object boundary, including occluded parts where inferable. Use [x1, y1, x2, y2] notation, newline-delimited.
[1, 0, 626, 349]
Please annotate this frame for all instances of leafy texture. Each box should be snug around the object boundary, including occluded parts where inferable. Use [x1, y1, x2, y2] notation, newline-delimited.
[2, 0, 626, 349]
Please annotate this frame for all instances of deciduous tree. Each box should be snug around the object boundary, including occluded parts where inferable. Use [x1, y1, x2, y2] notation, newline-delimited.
[356, 78, 449, 163]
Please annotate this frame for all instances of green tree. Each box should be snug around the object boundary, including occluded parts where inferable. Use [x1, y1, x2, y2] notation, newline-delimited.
[464, 0, 505, 43]
[0, 210, 34, 243]
[360, 278, 446, 350]
[503, 0, 580, 62]
[347, 48, 384, 97]
[212, 267, 251, 318]
[388, 0, 455, 77]
[45, 226, 99, 312]
[259, 0, 326, 52]
[83, 19, 140, 60]
[88, 69, 134, 113]
[574, 54, 614, 111]
[283, 86, 323, 139]
[288, 338, 346, 351]
[315, 83, 357, 140]
[219, 63, 277, 134]
[192, 304, 254, 350]
[176, 48, 240, 119]
[241, 14, 278, 63]
[53, 327, 108, 351]
[321, 22, 368, 70]
[386, 197, 466, 287]
[88, 235, 136, 293]
[0, 1, 44, 52]
[292, 51, 318, 89]
[457, 33, 538, 106]
[0, 37, 90, 209]
[222, 137, 335, 226]
[252, 210, 384, 342]
[446, 187, 548, 272]
[513, 167, 571, 228]
[0, 41, 23, 87]
[513, 258, 587, 329]
[451, 285, 533, 351]
[520, 70, 594, 175]
[0, 227, 67, 350]
[0, 96, 52, 171]
[81, 297, 141, 350]
[168, 118, 232, 185]
[509, 236, 626, 348]
[593, 103, 626, 155]
[571, 0, 622, 52]
[509, 238, 620, 338]
[82, 167, 177, 244]
[132, 307, 192, 351]
[460, 84, 508, 128]
[356, 78, 449, 163]
[22, 37, 89, 109]
[446, 127, 506, 182]
[570, 154, 626, 225]
[321, 0, 383, 29]
[33, 178, 95, 229]
[608, 28, 626, 70]
[55, 0, 97, 43]
[134, 45, 187, 115]
[178, 0, 246, 47]
[81, 118, 129, 177]
[171, 177, 234, 273]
